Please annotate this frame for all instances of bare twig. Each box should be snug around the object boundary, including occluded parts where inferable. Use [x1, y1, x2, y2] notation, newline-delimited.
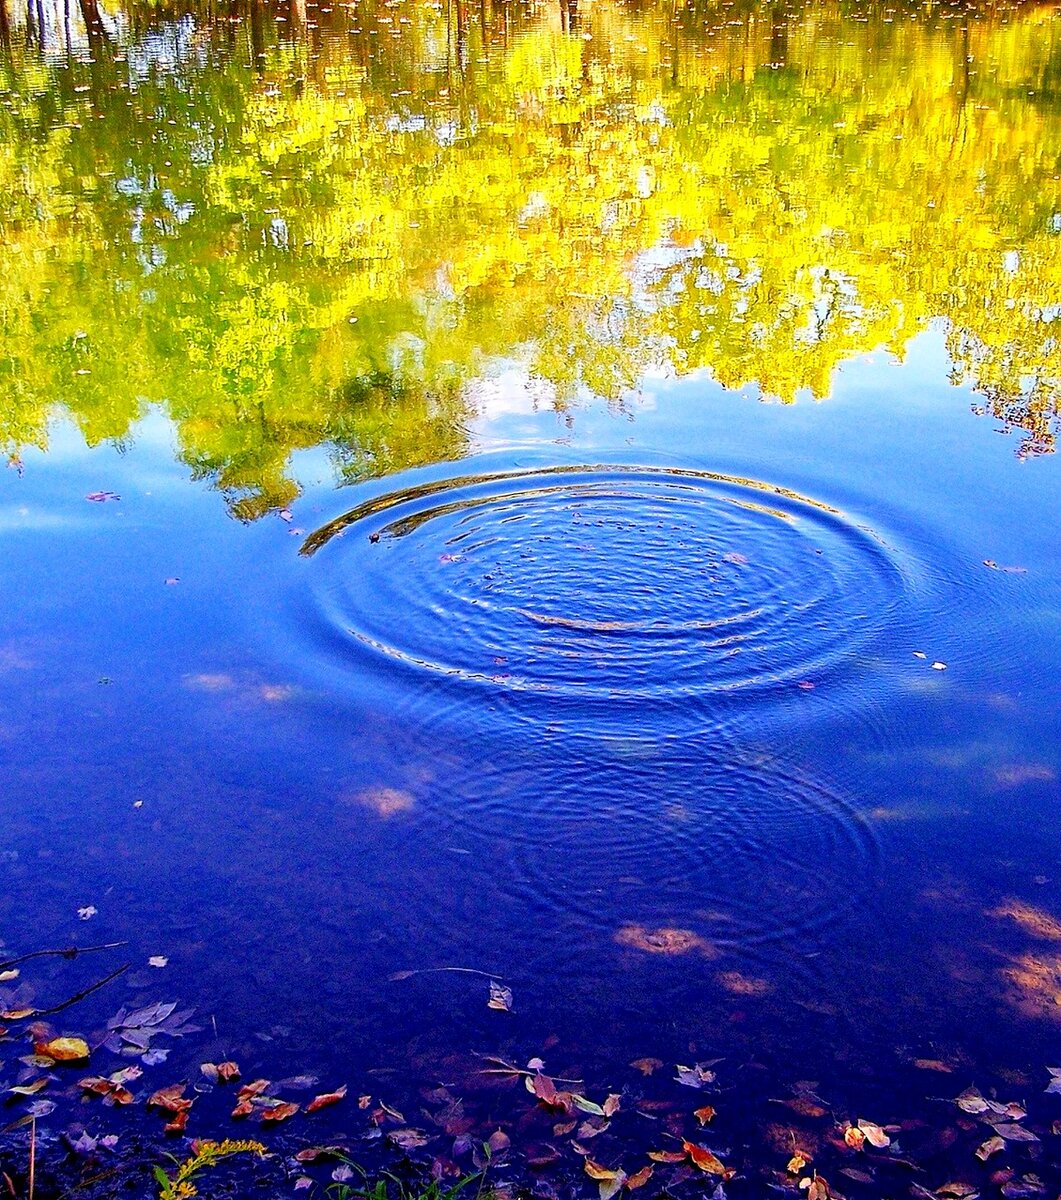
[0, 942, 128, 972]
[388, 966, 504, 982]
[34, 963, 130, 1016]
[3, 964, 130, 1020]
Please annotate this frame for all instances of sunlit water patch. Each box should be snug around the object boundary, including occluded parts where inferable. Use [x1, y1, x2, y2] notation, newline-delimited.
[297, 464, 911, 732]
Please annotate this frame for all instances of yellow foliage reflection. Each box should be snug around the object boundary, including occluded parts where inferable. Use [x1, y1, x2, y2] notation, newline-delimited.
[0, 0, 1059, 511]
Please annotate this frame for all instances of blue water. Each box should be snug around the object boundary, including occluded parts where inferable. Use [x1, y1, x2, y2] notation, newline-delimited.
[2, 328, 1058, 1129]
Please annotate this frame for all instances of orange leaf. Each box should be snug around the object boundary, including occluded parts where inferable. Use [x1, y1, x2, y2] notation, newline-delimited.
[231, 1100, 254, 1119]
[34, 1036, 89, 1063]
[237, 1079, 272, 1101]
[683, 1141, 733, 1179]
[647, 1150, 686, 1163]
[164, 1109, 189, 1135]
[630, 1058, 663, 1076]
[626, 1166, 654, 1190]
[217, 1062, 241, 1083]
[262, 1101, 300, 1123]
[694, 1105, 716, 1126]
[307, 1085, 348, 1113]
[844, 1126, 866, 1151]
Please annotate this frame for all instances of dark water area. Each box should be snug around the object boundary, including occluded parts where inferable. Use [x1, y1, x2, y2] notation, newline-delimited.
[0, 0, 1060, 1191]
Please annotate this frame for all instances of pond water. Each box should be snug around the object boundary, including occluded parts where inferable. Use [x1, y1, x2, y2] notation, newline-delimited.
[1, 0, 1060, 1185]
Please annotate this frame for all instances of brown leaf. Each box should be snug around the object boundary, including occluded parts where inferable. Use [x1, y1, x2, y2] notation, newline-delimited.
[683, 1140, 733, 1179]
[647, 1150, 686, 1163]
[992, 1123, 1039, 1143]
[913, 1059, 954, 1073]
[231, 1100, 255, 1119]
[694, 1105, 716, 1126]
[784, 1098, 828, 1119]
[603, 1094, 621, 1117]
[262, 1101, 300, 1123]
[164, 1109, 189, 1135]
[389, 1127, 429, 1148]
[553, 1120, 577, 1136]
[857, 1119, 891, 1149]
[625, 1166, 654, 1191]
[34, 1036, 89, 1063]
[1, 1009, 35, 1021]
[217, 1061, 241, 1083]
[237, 1079, 272, 1101]
[307, 1085, 348, 1113]
[976, 1136, 1005, 1161]
[149, 1084, 190, 1114]
[630, 1057, 663, 1076]
[788, 1153, 809, 1174]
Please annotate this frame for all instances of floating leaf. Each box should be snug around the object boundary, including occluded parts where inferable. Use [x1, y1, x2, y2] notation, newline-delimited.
[788, 1154, 809, 1174]
[262, 1101, 300, 1123]
[976, 1136, 1005, 1161]
[956, 1088, 990, 1115]
[630, 1058, 663, 1076]
[35, 1036, 90, 1063]
[694, 1105, 716, 1125]
[0, 969, 19, 982]
[308, 1085, 348, 1113]
[487, 981, 513, 1012]
[857, 1119, 890, 1148]
[572, 1095, 606, 1116]
[992, 1123, 1039, 1143]
[675, 1063, 716, 1089]
[1046, 1068, 1061, 1095]
[148, 956, 168, 968]
[648, 1150, 686, 1163]
[684, 1141, 733, 1179]
[844, 1126, 866, 1150]
[9, 1079, 48, 1096]
[625, 1165, 653, 1190]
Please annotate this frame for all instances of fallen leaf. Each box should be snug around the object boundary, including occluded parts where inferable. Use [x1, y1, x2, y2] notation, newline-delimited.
[164, 1109, 189, 1135]
[148, 1084, 192, 1115]
[232, 1100, 255, 1118]
[572, 1095, 606, 1116]
[936, 1183, 979, 1199]
[694, 1106, 716, 1126]
[932, 662, 947, 671]
[0, 969, 19, 982]
[1, 1008, 36, 1020]
[956, 1089, 990, 1115]
[625, 1166, 653, 1190]
[389, 1127, 429, 1148]
[585, 1160, 623, 1182]
[308, 1085, 348, 1113]
[913, 1059, 953, 1073]
[8, 1079, 48, 1095]
[840, 1168, 874, 1184]
[218, 1061, 241, 1083]
[683, 1141, 732, 1178]
[844, 1126, 866, 1150]
[647, 1150, 686, 1163]
[976, 1136, 1005, 1161]
[603, 1094, 622, 1118]
[675, 1063, 716, 1089]
[788, 1153, 809, 1173]
[262, 1101, 300, 1123]
[237, 1079, 272, 1100]
[77, 906, 97, 920]
[148, 957, 168, 968]
[487, 981, 513, 1012]
[857, 1119, 891, 1148]
[85, 491, 120, 502]
[992, 1123, 1039, 1143]
[1046, 1068, 1061, 1095]
[630, 1058, 663, 1076]
[34, 1037, 90, 1063]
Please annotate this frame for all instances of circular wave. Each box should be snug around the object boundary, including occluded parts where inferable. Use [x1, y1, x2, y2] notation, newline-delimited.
[299, 464, 908, 723]
[410, 739, 882, 952]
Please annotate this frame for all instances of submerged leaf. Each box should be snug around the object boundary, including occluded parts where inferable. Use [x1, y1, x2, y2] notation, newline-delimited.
[487, 981, 513, 1012]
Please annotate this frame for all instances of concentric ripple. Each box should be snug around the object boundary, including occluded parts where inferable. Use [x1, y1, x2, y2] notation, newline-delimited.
[299, 464, 907, 722]
[412, 739, 882, 951]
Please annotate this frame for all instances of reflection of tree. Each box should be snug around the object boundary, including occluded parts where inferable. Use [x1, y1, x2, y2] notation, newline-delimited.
[0, 0, 1058, 517]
